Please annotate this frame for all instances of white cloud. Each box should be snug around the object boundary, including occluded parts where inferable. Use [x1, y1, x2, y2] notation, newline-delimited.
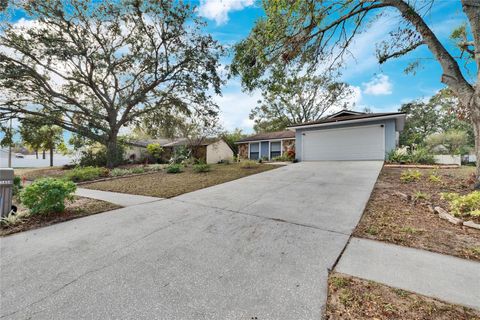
[197, 0, 254, 25]
[362, 74, 393, 95]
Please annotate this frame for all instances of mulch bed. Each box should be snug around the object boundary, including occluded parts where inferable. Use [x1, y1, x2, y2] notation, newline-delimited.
[326, 273, 480, 320]
[354, 166, 480, 261]
[1, 197, 121, 236]
[82, 163, 278, 198]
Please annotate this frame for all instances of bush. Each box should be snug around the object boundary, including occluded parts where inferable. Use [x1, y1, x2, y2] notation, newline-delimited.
[193, 163, 211, 173]
[409, 148, 435, 164]
[146, 143, 163, 163]
[240, 160, 259, 169]
[0, 210, 29, 227]
[387, 146, 410, 163]
[400, 169, 422, 183]
[272, 155, 293, 162]
[441, 191, 480, 217]
[166, 164, 182, 173]
[20, 178, 76, 215]
[170, 146, 190, 164]
[13, 176, 22, 196]
[64, 166, 108, 182]
[130, 166, 145, 174]
[110, 168, 131, 177]
[146, 164, 164, 171]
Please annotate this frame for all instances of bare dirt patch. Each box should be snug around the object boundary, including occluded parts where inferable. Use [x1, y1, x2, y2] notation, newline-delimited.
[82, 163, 278, 198]
[326, 273, 480, 320]
[1, 197, 121, 236]
[354, 166, 480, 261]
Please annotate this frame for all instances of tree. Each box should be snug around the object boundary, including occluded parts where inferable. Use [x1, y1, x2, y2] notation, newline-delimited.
[250, 66, 353, 132]
[426, 130, 470, 155]
[232, 0, 480, 187]
[399, 101, 439, 146]
[19, 116, 64, 166]
[0, 0, 224, 168]
[221, 128, 246, 155]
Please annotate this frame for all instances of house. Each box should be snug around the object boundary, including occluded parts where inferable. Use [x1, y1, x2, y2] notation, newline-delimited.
[126, 137, 234, 164]
[236, 110, 406, 161]
[236, 130, 296, 160]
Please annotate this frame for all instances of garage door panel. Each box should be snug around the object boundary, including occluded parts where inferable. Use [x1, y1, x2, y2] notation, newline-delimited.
[303, 125, 385, 161]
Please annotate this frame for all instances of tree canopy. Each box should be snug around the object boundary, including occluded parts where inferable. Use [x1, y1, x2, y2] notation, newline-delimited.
[0, 0, 224, 167]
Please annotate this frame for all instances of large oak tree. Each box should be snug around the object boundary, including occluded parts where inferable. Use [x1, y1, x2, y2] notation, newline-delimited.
[232, 0, 480, 187]
[0, 0, 224, 167]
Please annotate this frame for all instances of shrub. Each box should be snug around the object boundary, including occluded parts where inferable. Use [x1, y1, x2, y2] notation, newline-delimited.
[110, 168, 131, 177]
[170, 146, 190, 164]
[20, 178, 76, 215]
[240, 160, 259, 169]
[409, 148, 435, 164]
[146, 143, 163, 163]
[272, 155, 293, 162]
[0, 210, 29, 227]
[400, 169, 422, 182]
[64, 166, 108, 182]
[131, 166, 145, 174]
[413, 191, 430, 201]
[428, 172, 442, 183]
[166, 164, 182, 173]
[387, 146, 409, 163]
[441, 191, 480, 217]
[285, 149, 295, 159]
[13, 176, 22, 196]
[193, 163, 211, 173]
[145, 164, 164, 171]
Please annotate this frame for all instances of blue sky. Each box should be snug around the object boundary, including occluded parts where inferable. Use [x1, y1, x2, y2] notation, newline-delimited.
[1, 0, 472, 139]
[196, 0, 471, 133]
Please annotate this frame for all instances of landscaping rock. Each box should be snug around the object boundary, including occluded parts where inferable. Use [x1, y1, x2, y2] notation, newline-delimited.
[427, 204, 435, 213]
[464, 220, 480, 230]
[434, 206, 463, 226]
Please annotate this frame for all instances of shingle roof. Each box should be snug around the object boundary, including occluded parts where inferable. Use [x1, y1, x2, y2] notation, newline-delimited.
[235, 130, 295, 143]
[288, 112, 405, 128]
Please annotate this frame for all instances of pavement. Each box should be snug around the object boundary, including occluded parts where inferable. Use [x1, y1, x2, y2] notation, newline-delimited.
[0, 161, 383, 319]
[75, 187, 162, 207]
[335, 237, 480, 310]
[0, 150, 74, 168]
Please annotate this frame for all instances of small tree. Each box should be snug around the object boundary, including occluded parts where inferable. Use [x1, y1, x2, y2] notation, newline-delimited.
[426, 130, 470, 155]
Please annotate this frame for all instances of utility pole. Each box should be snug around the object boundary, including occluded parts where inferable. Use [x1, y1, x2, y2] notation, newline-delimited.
[7, 118, 12, 168]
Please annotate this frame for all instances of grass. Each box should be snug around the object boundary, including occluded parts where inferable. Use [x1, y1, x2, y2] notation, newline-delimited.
[354, 166, 480, 261]
[82, 163, 278, 198]
[1, 197, 121, 236]
[326, 273, 480, 320]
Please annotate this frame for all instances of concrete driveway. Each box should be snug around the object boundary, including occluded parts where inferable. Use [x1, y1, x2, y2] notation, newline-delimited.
[1, 161, 382, 319]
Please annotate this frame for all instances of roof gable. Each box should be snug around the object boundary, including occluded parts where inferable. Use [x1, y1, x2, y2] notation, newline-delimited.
[327, 110, 366, 118]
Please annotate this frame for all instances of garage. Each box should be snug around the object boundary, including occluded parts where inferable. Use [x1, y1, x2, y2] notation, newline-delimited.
[302, 125, 385, 161]
[289, 110, 406, 161]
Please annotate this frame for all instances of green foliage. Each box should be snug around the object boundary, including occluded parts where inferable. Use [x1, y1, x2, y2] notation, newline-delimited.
[413, 191, 429, 201]
[64, 166, 108, 182]
[425, 130, 470, 155]
[441, 191, 480, 217]
[400, 169, 422, 183]
[193, 163, 211, 173]
[221, 129, 245, 155]
[20, 178, 76, 215]
[428, 171, 442, 183]
[272, 155, 293, 162]
[240, 160, 259, 169]
[387, 147, 435, 164]
[146, 143, 164, 162]
[166, 164, 182, 174]
[13, 176, 22, 196]
[170, 146, 191, 164]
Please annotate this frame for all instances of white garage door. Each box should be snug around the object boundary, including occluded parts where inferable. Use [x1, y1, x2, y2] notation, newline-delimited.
[302, 125, 385, 160]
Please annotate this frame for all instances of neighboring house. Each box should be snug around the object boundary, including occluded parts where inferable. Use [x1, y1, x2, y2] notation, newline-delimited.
[126, 137, 234, 164]
[236, 110, 406, 161]
[235, 130, 296, 160]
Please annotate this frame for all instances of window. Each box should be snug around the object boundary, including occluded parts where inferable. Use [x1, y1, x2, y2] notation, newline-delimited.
[270, 141, 281, 158]
[249, 143, 259, 160]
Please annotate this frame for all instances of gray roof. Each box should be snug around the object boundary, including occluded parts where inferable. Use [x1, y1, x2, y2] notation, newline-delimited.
[288, 112, 406, 128]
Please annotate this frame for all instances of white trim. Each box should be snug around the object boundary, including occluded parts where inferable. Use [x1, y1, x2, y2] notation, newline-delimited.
[288, 114, 405, 131]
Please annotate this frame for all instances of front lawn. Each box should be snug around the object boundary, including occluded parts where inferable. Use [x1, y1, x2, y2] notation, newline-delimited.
[326, 273, 480, 320]
[1, 197, 121, 236]
[82, 163, 278, 198]
[354, 166, 480, 261]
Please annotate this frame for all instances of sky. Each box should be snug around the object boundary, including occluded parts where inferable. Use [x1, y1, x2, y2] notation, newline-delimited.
[1, 0, 473, 139]
[195, 0, 471, 133]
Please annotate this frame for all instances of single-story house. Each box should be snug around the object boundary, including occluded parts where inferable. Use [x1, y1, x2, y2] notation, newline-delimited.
[126, 137, 234, 164]
[236, 110, 406, 161]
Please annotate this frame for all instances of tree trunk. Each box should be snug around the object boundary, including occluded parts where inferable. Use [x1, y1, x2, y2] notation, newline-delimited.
[472, 106, 480, 189]
[50, 148, 54, 167]
[35, 150, 38, 159]
[42, 149, 45, 159]
[105, 134, 120, 169]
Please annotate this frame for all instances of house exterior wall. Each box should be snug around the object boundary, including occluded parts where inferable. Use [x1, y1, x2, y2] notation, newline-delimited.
[282, 139, 295, 157]
[236, 139, 296, 160]
[295, 119, 397, 161]
[206, 140, 234, 164]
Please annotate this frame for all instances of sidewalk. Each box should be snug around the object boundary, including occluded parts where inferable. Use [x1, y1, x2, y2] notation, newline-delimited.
[75, 188, 162, 207]
[336, 237, 480, 310]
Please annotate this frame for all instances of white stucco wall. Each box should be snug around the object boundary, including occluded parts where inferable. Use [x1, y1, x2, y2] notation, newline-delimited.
[206, 140, 234, 164]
